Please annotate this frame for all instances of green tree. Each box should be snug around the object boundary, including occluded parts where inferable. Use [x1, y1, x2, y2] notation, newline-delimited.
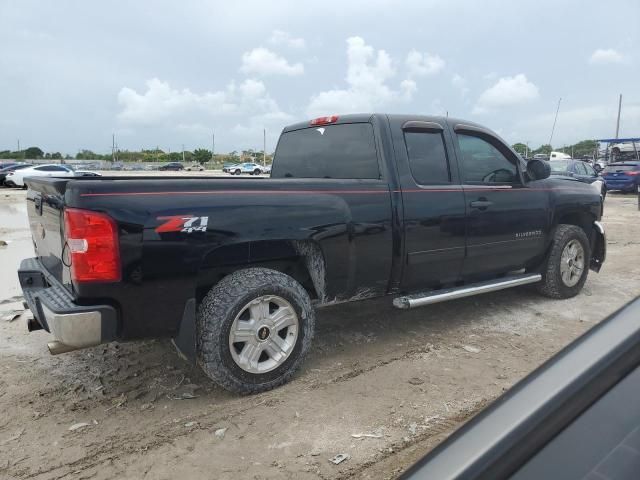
[51, 152, 63, 159]
[76, 149, 97, 160]
[533, 144, 552, 155]
[193, 148, 212, 164]
[167, 152, 182, 162]
[569, 140, 597, 158]
[511, 143, 528, 156]
[24, 146, 44, 159]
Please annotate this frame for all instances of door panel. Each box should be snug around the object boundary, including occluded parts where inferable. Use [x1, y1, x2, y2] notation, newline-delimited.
[453, 129, 550, 277]
[392, 121, 466, 290]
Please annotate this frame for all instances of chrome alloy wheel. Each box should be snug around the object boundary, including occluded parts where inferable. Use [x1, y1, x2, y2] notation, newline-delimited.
[228, 295, 299, 374]
[560, 239, 585, 287]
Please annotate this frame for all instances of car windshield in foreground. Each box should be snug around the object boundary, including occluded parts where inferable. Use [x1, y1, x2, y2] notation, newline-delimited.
[549, 160, 570, 173]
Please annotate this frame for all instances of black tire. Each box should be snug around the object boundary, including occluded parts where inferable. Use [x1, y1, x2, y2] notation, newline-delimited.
[234, 169, 241, 175]
[253, 169, 261, 175]
[197, 268, 315, 394]
[536, 224, 591, 299]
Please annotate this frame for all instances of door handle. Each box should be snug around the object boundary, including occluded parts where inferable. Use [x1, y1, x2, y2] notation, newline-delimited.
[470, 199, 493, 210]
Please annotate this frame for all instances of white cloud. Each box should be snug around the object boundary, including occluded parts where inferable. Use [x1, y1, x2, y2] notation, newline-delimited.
[589, 48, 625, 65]
[306, 37, 414, 116]
[117, 78, 235, 125]
[240, 47, 304, 76]
[473, 74, 539, 114]
[405, 50, 445, 77]
[269, 30, 305, 49]
[117, 77, 290, 127]
[451, 73, 469, 97]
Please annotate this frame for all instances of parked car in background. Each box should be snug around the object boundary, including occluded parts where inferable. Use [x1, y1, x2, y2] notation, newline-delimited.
[549, 159, 606, 199]
[74, 170, 102, 177]
[5, 164, 75, 187]
[0, 161, 20, 170]
[601, 162, 640, 192]
[532, 153, 549, 160]
[262, 164, 272, 174]
[610, 142, 640, 156]
[222, 163, 238, 173]
[158, 162, 184, 171]
[0, 163, 32, 186]
[186, 163, 205, 171]
[224, 162, 267, 175]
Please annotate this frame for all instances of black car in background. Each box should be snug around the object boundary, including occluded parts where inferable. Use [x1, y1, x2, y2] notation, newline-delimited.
[0, 163, 32, 186]
[549, 159, 606, 198]
[158, 162, 184, 171]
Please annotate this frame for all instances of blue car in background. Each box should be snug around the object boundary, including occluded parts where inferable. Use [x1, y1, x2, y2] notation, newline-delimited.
[602, 162, 640, 192]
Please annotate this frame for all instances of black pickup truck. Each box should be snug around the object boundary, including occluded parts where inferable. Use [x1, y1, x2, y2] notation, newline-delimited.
[18, 114, 606, 393]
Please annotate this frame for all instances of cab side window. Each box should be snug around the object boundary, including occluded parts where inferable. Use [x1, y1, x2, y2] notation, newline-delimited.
[457, 134, 518, 184]
[404, 131, 451, 184]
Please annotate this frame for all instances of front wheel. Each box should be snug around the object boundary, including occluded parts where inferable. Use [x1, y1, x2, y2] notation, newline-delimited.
[197, 268, 315, 394]
[234, 169, 241, 175]
[536, 224, 591, 299]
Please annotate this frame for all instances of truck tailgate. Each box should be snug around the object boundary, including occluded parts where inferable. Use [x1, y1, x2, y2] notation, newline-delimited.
[26, 178, 70, 287]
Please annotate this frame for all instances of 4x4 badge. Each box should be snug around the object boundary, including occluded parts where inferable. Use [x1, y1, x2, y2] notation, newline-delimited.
[156, 215, 209, 233]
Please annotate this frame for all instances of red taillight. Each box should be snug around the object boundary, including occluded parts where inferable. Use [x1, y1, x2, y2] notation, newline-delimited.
[626, 171, 640, 176]
[63, 208, 120, 282]
[310, 115, 339, 126]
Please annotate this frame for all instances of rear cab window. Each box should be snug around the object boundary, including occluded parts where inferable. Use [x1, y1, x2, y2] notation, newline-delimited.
[271, 123, 380, 179]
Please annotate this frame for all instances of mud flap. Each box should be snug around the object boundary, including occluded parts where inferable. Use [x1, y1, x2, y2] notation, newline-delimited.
[590, 221, 606, 272]
[172, 298, 197, 364]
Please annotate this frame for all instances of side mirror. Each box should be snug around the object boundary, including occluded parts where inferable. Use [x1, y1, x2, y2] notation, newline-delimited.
[527, 159, 551, 181]
[594, 164, 603, 173]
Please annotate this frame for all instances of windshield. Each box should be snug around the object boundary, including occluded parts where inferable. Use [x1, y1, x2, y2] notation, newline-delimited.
[549, 160, 570, 173]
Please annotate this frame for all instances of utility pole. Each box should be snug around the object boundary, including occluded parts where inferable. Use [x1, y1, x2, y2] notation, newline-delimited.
[17, 139, 20, 154]
[263, 128, 266, 166]
[615, 94, 622, 139]
[525, 141, 530, 158]
[549, 97, 562, 148]
[182, 144, 185, 163]
[212, 131, 215, 162]
[112, 134, 115, 163]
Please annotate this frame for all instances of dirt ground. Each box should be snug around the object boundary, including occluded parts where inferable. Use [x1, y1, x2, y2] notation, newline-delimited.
[0, 188, 638, 480]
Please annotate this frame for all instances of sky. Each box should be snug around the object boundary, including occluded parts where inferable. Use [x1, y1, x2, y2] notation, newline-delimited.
[1, 0, 639, 155]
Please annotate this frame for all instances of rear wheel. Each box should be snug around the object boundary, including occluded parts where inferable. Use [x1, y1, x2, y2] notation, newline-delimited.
[536, 224, 590, 299]
[197, 268, 315, 394]
[253, 169, 261, 175]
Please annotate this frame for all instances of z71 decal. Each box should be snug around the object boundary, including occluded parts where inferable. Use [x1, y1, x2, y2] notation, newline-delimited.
[156, 215, 209, 233]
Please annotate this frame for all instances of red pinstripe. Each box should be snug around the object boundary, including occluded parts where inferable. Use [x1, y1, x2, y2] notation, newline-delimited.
[79, 186, 584, 197]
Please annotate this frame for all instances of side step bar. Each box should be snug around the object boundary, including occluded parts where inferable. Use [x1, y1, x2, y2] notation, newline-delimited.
[393, 273, 542, 310]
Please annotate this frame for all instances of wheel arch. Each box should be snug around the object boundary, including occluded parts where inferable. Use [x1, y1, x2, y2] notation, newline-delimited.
[195, 239, 327, 305]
